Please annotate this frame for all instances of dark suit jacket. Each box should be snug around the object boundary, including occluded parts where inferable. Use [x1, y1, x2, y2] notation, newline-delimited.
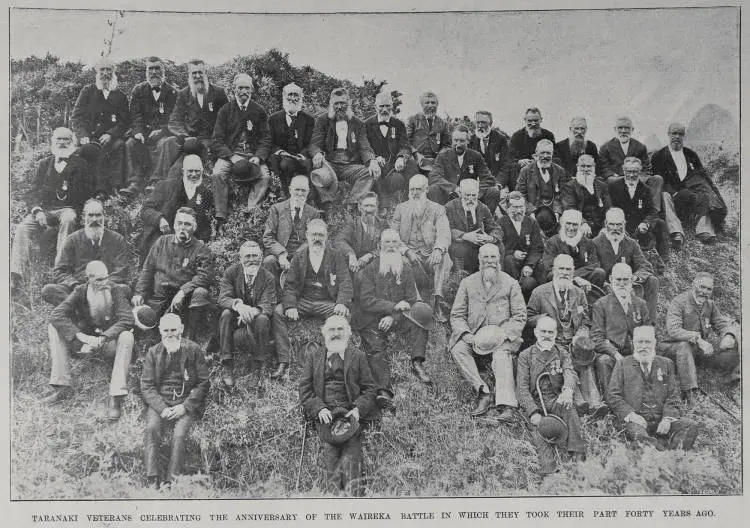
[516, 343, 577, 418]
[591, 293, 651, 357]
[218, 263, 276, 317]
[364, 115, 411, 162]
[542, 235, 602, 280]
[309, 114, 375, 164]
[526, 281, 590, 332]
[429, 147, 495, 195]
[282, 245, 353, 309]
[129, 81, 178, 137]
[444, 198, 502, 245]
[508, 127, 555, 162]
[53, 228, 131, 288]
[141, 339, 209, 414]
[335, 216, 390, 259]
[168, 84, 229, 139]
[27, 154, 92, 212]
[262, 200, 321, 257]
[651, 146, 727, 209]
[50, 283, 133, 343]
[71, 84, 129, 141]
[469, 130, 510, 185]
[591, 232, 654, 282]
[268, 110, 315, 157]
[554, 138, 601, 178]
[607, 178, 659, 234]
[560, 178, 611, 230]
[599, 137, 651, 179]
[352, 257, 420, 330]
[515, 162, 568, 215]
[405, 113, 451, 158]
[211, 99, 271, 160]
[607, 355, 681, 422]
[497, 215, 544, 269]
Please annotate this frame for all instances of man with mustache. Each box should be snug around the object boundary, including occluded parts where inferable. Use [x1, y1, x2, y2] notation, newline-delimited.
[352, 229, 432, 403]
[273, 219, 353, 380]
[71, 57, 130, 197]
[405, 91, 452, 174]
[516, 315, 586, 473]
[267, 83, 316, 193]
[217, 241, 276, 389]
[591, 263, 652, 390]
[141, 313, 209, 488]
[132, 207, 215, 343]
[516, 139, 568, 237]
[607, 325, 699, 450]
[450, 243, 526, 420]
[42, 199, 131, 306]
[651, 123, 728, 245]
[659, 273, 741, 397]
[122, 57, 178, 197]
[428, 125, 504, 215]
[335, 192, 390, 274]
[42, 261, 135, 422]
[211, 73, 272, 225]
[508, 107, 556, 190]
[445, 178, 503, 273]
[299, 315, 377, 496]
[310, 88, 379, 217]
[560, 154, 611, 237]
[469, 110, 511, 193]
[11, 127, 92, 297]
[391, 175, 452, 322]
[554, 117, 601, 179]
[592, 208, 660, 318]
[542, 209, 606, 289]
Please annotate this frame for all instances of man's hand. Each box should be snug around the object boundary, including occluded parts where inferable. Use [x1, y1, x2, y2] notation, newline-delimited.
[513, 249, 528, 261]
[580, 223, 592, 238]
[348, 254, 359, 272]
[627, 412, 648, 429]
[131, 295, 144, 307]
[148, 130, 162, 140]
[285, 308, 299, 321]
[278, 254, 291, 271]
[614, 351, 625, 362]
[34, 211, 48, 227]
[637, 222, 649, 234]
[719, 334, 736, 351]
[428, 248, 443, 267]
[521, 265, 533, 277]
[171, 289, 186, 310]
[369, 160, 381, 180]
[161, 407, 173, 419]
[159, 217, 171, 234]
[573, 276, 591, 290]
[379, 315, 394, 331]
[461, 333, 474, 345]
[318, 408, 332, 424]
[345, 407, 360, 422]
[375, 156, 386, 167]
[333, 304, 349, 317]
[656, 418, 672, 435]
[171, 404, 187, 420]
[99, 133, 112, 147]
[249, 156, 260, 166]
[415, 152, 425, 165]
[499, 186, 509, 200]
[237, 305, 257, 325]
[393, 300, 410, 312]
[697, 338, 714, 356]
[134, 132, 145, 143]
[79, 136, 90, 145]
[462, 231, 482, 246]
[394, 157, 405, 172]
[404, 249, 419, 264]
[312, 152, 325, 169]
[357, 253, 374, 270]
[530, 413, 542, 426]
[556, 387, 573, 408]
[518, 159, 532, 167]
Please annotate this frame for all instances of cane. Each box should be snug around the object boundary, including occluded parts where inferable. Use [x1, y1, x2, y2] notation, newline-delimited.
[295, 420, 308, 492]
[535, 371, 564, 468]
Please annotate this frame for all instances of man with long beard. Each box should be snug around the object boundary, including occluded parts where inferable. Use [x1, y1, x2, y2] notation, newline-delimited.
[336, 192, 390, 274]
[42, 199, 131, 306]
[509, 107, 556, 190]
[554, 117, 601, 179]
[560, 154, 611, 237]
[450, 243, 526, 420]
[405, 91, 452, 174]
[391, 175, 452, 322]
[353, 229, 432, 401]
[42, 261, 135, 421]
[542, 209, 606, 288]
[267, 83, 316, 193]
[607, 325, 699, 450]
[141, 313, 210, 488]
[71, 57, 130, 197]
[121, 57, 178, 197]
[469, 110, 511, 192]
[516, 139, 568, 238]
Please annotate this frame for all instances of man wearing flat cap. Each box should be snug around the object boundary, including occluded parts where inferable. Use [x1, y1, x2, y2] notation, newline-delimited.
[405, 91, 452, 174]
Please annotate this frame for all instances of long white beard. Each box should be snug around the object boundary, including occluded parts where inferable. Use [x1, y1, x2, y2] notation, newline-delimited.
[148, 75, 164, 88]
[537, 339, 555, 351]
[481, 266, 500, 283]
[189, 74, 210, 96]
[87, 287, 112, 324]
[242, 264, 260, 277]
[96, 73, 118, 92]
[409, 197, 427, 215]
[475, 128, 490, 140]
[289, 197, 306, 210]
[560, 230, 583, 248]
[576, 174, 595, 192]
[569, 136, 586, 157]
[85, 226, 104, 240]
[309, 243, 325, 256]
[326, 339, 347, 355]
[604, 230, 625, 245]
[164, 337, 181, 354]
[283, 99, 303, 114]
[379, 252, 403, 277]
[51, 143, 77, 159]
[328, 104, 353, 120]
[633, 350, 655, 366]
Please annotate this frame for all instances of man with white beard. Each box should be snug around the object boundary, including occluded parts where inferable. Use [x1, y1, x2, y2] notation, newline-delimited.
[141, 313, 210, 488]
[391, 175, 452, 322]
[607, 325, 699, 450]
[554, 117, 601, 179]
[405, 91, 452, 174]
[352, 229, 432, 401]
[542, 209, 606, 288]
[469, 110, 511, 192]
[267, 83, 316, 193]
[450, 243, 526, 420]
[560, 154, 611, 237]
[43, 261, 135, 421]
[509, 107, 556, 190]
[71, 57, 129, 197]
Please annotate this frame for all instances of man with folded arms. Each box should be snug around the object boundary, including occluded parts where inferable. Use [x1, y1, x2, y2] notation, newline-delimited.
[336, 192, 390, 276]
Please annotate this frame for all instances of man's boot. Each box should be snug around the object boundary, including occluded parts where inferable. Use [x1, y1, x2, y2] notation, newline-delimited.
[270, 362, 288, 380]
[107, 395, 123, 421]
[411, 359, 432, 384]
[471, 388, 494, 417]
[432, 294, 448, 324]
[221, 360, 235, 388]
[255, 361, 266, 392]
[40, 385, 72, 405]
[496, 404, 514, 423]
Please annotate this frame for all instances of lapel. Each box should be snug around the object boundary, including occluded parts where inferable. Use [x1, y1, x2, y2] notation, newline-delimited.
[234, 265, 246, 298]
[315, 348, 326, 397]
[343, 349, 353, 398]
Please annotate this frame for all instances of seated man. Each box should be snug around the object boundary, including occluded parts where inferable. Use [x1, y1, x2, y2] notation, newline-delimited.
[391, 174, 452, 322]
[405, 91, 452, 174]
[450, 243, 526, 420]
[560, 154, 610, 237]
[469, 110, 511, 194]
[554, 116, 601, 179]
[42, 199, 131, 306]
[591, 263, 652, 391]
[428, 125, 503, 214]
[516, 139, 568, 237]
[660, 272, 741, 395]
[299, 315, 377, 496]
[335, 192, 390, 275]
[509, 107, 556, 190]
[651, 123, 728, 245]
[353, 229, 432, 402]
[497, 191, 545, 300]
[445, 178, 503, 273]
[211, 73, 272, 224]
[132, 207, 215, 342]
[592, 208, 660, 318]
[516, 316, 585, 474]
[42, 261, 134, 422]
[141, 313, 210, 488]
[607, 325, 699, 450]
[542, 209, 606, 288]
[217, 241, 276, 388]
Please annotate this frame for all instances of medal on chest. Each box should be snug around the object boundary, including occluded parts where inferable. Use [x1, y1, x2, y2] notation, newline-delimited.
[638, 199, 643, 209]
[195, 193, 202, 205]
[294, 129, 299, 139]
[208, 102, 214, 112]
[495, 153, 500, 162]
[182, 258, 190, 268]
[468, 164, 474, 175]
[656, 367, 663, 382]
[111, 114, 117, 123]
[583, 252, 588, 263]
[633, 311, 642, 324]
[391, 128, 396, 140]
[247, 119, 254, 132]
[525, 234, 531, 246]
[159, 102, 165, 114]
[350, 131, 356, 144]
[61, 180, 68, 191]
[184, 368, 190, 381]
[330, 273, 337, 286]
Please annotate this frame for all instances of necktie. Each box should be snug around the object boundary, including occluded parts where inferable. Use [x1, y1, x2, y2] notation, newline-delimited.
[466, 210, 474, 227]
[152, 86, 161, 93]
[293, 207, 301, 224]
[241, 105, 247, 112]
[558, 290, 566, 301]
[427, 118, 434, 130]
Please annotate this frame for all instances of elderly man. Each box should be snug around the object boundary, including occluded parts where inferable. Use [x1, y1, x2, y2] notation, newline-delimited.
[607, 325, 699, 450]
[608, 157, 671, 257]
[122, 56, 178, 196]
[560, 154, 611, 237]
[469, 110, 511, 191]
[353, 229, 432, 401]
[651, 123, 728, 245]
[11, 127, 92, 294]
[133, 207, 215, 341]
[450, 243, 526, 420]
[141, 313, 209, 488]
[42, 261, 134, 421]
[218, 241, 276, 388]
[391, 174, 452, 322]
[498, 191, 545, 300]
[591, 263, 652, 390]
[428, 125, 504, 214]
[42, 199, 131, 306]
[660, 273, 741, 396]
[310, 88, 379, 216]
[509, 107, 556, 188]
[299, 315, 377, 496]
[267, 83, 316, 192]
[592, 208, 660, 318]
[211, 73, 272, 224]
[445, 178, 503, 273]
[516, 139, 568, 237]
[139, 154, 214, 260]
[405, 91, 452, 173]
[336, 192, 390, 275]
[554, 117, 601, 178]
[542, 209, 606, 288]
[517, 316, 585, 473]
[71, 57, 129, 196]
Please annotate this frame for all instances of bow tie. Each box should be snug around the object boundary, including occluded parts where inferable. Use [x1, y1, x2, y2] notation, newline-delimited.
[151, 86, 161, 93]
[56, 157, 69, 163]
[287, 113, 297, 119]
[379, 121, 390, 126]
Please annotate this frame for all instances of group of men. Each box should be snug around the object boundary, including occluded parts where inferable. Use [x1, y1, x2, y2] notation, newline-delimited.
[11, 57, 740, 493]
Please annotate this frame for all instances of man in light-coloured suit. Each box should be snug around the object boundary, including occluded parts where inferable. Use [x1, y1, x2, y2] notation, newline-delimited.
[405, 91, 452, 173]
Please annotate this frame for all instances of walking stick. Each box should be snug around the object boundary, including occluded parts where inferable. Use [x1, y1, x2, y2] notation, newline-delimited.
[697, 388, 740, 423]
[535, 371, 566, 468]
[295, 420, 308, 492]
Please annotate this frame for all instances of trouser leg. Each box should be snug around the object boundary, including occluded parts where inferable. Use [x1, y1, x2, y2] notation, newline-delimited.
[576, 364, 602, 407]
[219, 309, 236, 362]
[432, 252, 452, 298]
[480, 186, 502, 215]
[666, 418, 699, 450]
[212, 158, 233, 220]
[661, 342, 699, 392]
[272, 304, 292, 364]
[643, 174, 663, 214]
[321, 440, 343, 492]
[340, 433, 364, 496]
[551, 401, 585, 453]
[359, 325, 392, 395]
[167, 413, 194, 480]
[426, 185, 451, 205]
[48, 324, 73, 387]
[639, 275, 659, 323]
[144, 407, 163, 478]
[595, 353, 616, 397]
[106, 330, 134, 396]
[11, 214, 43, 278]
[50, 208, 78, 265]
[41, 284, 72, 306]
[249, 314, 271, 364]
[651, 219, 670, 258]
[407, 319, 429, 362]
[449, 240, 478, 273]
[491, 349, 518, 407]
[336, 163, 374, 205]
[696, 215, 716, 237]
[661, 192, 684, 237]
[124, 137, 149, 188]
[535, 207, 558, 237]
[450, 341, 489, 393]
[151, 136, 182, 183]
[245, 164, 272, 210]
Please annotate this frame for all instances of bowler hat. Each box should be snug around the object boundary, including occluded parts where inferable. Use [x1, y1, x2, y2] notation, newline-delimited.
[319, 407, 360, 446]
[537, 414, 569, 445]
[402, 301, 435, 331]
[181, 137, 202, 155]
[571, 334, 596, 368]
[473, 325, 505, 355]
[310, 161, 339, 194]
[133, 305, 158, 331]
[75, 143, 102, 167]
[231, 158, 261, 183]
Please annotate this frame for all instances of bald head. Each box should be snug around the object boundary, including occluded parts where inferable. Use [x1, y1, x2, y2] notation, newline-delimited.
[668, 122, 686, 151]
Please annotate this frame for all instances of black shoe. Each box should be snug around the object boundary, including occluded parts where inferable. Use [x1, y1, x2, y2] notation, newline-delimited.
[432, 296, 448, 324]
[411, 359, 432, 384]
[588, 404, 609, 420]
[376, 390, 394, 409]
[496, 405, 514, 423]
[471, 390, 494, 417]
[107, 395, 123, 421]
[221, 362, 235, 388]
[118, 183, 140, 198]
[697, 233, 717, 245]
[40, 386, 72, 405]
[145, 476, 159, 489]
[215, 217, 227, 236]
[571, 452, 587, 463]
[270, 362, 288, 380]
[671, 233, 684, 251]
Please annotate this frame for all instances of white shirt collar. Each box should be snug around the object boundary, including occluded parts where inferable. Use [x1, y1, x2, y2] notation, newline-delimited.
[309, 249, 324, 272]
[620, 139, 630, 154]
[457, 153, 465, 166]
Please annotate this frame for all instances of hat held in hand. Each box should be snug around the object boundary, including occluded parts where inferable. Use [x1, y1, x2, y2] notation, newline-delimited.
[133, 305, 158, 331]
[571, 333, 596, 367]
[319, 407, 360, 445]
[537, 414, 569, 445]
[231, 158, 261, 183]
[310, 161, 339, 194]
[473, 325, 505, 355]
